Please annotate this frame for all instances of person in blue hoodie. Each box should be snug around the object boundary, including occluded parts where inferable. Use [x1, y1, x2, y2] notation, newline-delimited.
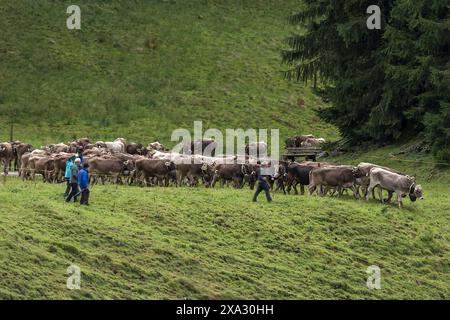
[64, 155, 76, 198]
[78, 162, 90, 205]
[66, 158, 81, 203]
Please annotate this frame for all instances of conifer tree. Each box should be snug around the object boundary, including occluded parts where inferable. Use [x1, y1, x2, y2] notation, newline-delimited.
[283, 0, 449, 161]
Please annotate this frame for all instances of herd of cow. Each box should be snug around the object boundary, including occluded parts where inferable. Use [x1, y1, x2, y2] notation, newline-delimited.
[0, 138, 423, 208]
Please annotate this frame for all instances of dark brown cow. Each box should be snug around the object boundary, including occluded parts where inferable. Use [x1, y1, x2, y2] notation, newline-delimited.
[69, 138, 91, 151]
[286, 162, 315, 195]
[267, 161, 288, 194]
[76, 138, 91, 147]
[211, 163, 256, 188]
[126, 143, 144, 155]
[285, 135, 315, 147]
[184, 139, 217, 157]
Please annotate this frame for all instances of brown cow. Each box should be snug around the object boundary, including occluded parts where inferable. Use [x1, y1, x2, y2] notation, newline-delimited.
[309, 166, 362, 198]
[0, 142, 14, 175]
[175, 162, 214, 187]
[48, 143, 70, 154]
[52, 153, 76, 183]
[29, 154, 55, 182]
[211, 163, 256, 188]
[301, 138, 325, 147]
[184, 139, 217, 157]
[148, 141, 166, 152]
[286, 162, 315, 195]
[286, 135, 315, 148]
[134, 158, 174, 187]
[73, 138, 91, 148]
[20, 152, 32, 180]
[126, 143, 144, 155]
[87, 156, 130, 185]
[21, 150, 50, 179]
[13, 142, 33, 173]
[83, 146, 109, 157]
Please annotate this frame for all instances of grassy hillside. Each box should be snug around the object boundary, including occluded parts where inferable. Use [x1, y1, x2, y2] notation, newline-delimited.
[1, 0, 449, 301]
[0, 0, 334, 147]
[331, 143, 450, 183]
[0, 177, 449, 299]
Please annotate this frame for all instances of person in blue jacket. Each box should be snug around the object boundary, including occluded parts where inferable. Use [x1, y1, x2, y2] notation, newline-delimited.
[66, 158, 81, 203]
[78, 162, 90, 205]
[64, 155, 76, 198]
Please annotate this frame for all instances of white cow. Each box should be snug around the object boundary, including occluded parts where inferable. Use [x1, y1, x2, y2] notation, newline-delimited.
[101, 138, 127, 153]
[366, 168, 423, 208]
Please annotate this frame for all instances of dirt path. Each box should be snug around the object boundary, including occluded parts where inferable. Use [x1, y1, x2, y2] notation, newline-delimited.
[1, 171, 21, 177]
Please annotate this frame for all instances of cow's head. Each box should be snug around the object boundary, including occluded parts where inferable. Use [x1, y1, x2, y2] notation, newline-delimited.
[199, 163, 214, 186]
[139, 147, 148, 155]
[95, 141, 106, 148]
[409, 184, 423, 202]
[123, 160, 135, 175]
[271, 164, 286, 180]
[165, 161, 176, 171]
[243, 164, 257, 189]
[201, 163, 214, 176]
[351, 167, 364, 178]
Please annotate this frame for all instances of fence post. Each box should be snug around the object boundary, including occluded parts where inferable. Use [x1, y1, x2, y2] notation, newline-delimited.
[9, 109, 16, 142]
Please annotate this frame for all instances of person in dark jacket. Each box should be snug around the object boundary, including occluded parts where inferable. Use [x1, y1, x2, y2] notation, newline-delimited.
[76, 147, 84, 164]
[66, 158, 81, 203]
[252, 161, 273, 202]
[64, 155, 76, 198]
[78, 163, 90, 205]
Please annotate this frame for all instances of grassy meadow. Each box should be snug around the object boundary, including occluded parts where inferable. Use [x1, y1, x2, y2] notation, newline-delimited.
[0, 0, 449, 300]
[0, 175, 449, 299]
[0, 0, 334, 147]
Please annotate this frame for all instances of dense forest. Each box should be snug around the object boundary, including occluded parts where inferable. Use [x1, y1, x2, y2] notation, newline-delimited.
[283, 0, 450, 162]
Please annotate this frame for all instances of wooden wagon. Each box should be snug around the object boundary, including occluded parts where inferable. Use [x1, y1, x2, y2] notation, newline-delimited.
[282, 147, 323, 162]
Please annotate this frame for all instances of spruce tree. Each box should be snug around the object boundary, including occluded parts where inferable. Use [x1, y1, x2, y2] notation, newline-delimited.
[382, 0, 449, 161]
[283, 0, 449, 162]
[283, 0, 394, 143]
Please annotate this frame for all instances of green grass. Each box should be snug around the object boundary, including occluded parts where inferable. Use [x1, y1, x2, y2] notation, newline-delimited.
[0, 0, 335, 147]
[1, 0, 449, 300]
[0, 177, 448, 299]
[330, 143, 450, 183]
